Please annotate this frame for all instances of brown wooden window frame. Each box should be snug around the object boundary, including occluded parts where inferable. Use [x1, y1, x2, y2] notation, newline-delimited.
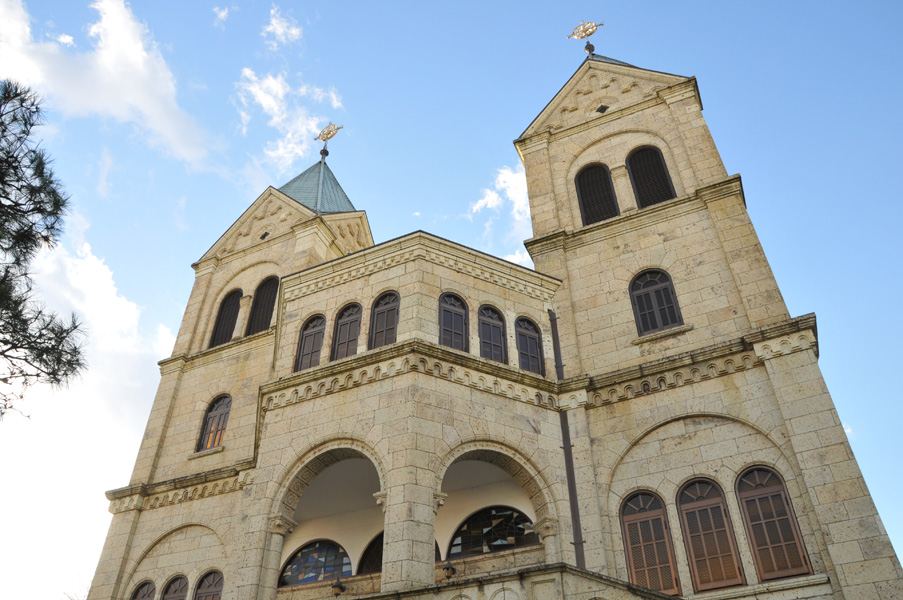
[439, 293, 468, 352]
[331, 303, 362, 360]
[245, 276, 279, 336]
[677, 478, 745, 592]
[630, 270, 683, 336]
[736, 467, 812, 581]
[369, 292, 400, 350]
[162, 575, 189, 600]
[294, 315, 326, 372]
[193, 570, 224, 600]
[515, 316, 545, 376]
[478, 305, 507, 364]
[576, 163, 620, 226]
[620, 491, 681, 596]
[130, 581, 156, 600]
[197, 395, 231, 452]
[626, 145, 676, 209]
[209, 289, 242, 348]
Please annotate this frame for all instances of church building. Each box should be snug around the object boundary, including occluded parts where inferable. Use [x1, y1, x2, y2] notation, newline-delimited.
[87, 44, 903, 600]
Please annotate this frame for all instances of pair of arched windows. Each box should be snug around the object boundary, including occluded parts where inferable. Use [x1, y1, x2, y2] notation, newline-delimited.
[277, 505, 538, 588]
[294, 292, 400, 372]
[620, 467, 810, 595]
[440, 294, 545, 376]
[209, 276, 279, 348]
[130, 571, 223, 600]
[576, 145, 676, 227]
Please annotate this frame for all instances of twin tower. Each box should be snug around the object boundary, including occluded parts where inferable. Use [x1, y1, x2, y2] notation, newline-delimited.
[88, 52, 902, 600]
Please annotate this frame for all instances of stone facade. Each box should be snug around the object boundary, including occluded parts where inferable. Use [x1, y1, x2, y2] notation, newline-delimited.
[87, 54, 902, 600]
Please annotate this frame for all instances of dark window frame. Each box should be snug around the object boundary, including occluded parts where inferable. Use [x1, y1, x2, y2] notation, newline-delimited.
[447, 505, 540, 559]
[209, 289, 242, 348]
[331, 303, 362, 360]
[357, 532, 384, 575]
[279, 539, 352, 587]
[197, 395, 232, 452]
[630, 270, 684, 336]
[576, 163, 620, 225]
[130, 581, 156, 600]
[620, 491, 681, 596]
[193, 570, 224, 600]
[369, 292, 400, 350]
[677, 479, 745, 592]
[294, 314, 326, 372]
[439, 293, 469, 352]
[515, 316, 545, 376]
[161, 575, 189, 600]
[245, 276, 279, 336]
[626, 145, 676, 209]
[736, 467, 811, 581]
[478, 305, 507, 364]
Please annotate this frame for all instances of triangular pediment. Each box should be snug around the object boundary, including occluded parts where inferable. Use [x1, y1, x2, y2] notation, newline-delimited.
[520, 58, 689, 140]
[200, 187, 318, 262]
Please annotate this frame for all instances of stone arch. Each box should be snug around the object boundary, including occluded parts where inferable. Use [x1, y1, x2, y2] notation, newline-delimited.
[198, 259, 281, 349]
[270, 437, 387, 522]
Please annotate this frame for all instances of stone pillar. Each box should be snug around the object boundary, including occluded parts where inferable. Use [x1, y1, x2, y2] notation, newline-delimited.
[87, 502, 142, 600]
[533, 516, 560, 563]
[256, 516, 295, 600]
[233, 294, 253, 340]
[380, 463, 436, 591]
[610, 165, 635, 214]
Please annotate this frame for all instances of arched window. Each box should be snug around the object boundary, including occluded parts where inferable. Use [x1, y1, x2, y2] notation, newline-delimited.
[478, 306, 507, 364]
[357, 533, 383, 575]
[627, 146, 676, 208]
[331, 304, 362, 360]
[439, 293, 468, 352]
[197, 395, 231, 451]
[515, 317, 544, 376]
[576, 163, 619, 225]
[630, 270, 683, 336]
[162, 576, 189, 600]
[620, 492, 681, 595]
[209, 289, 242, 348]
[369, 292, 400, 349]
[245, 276, 279, 336]
[294, 315, 326, 371]
[194, 570, 224, 600]
[279, 540, 352, 587]
[678, 480, 745, 592]
[447, 506, 539, 559]
[737, 467, 811, 581]
[130, 581, 155, 600]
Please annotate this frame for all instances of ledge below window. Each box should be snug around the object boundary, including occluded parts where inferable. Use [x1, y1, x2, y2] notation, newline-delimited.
[189, 445, 225, 460]
[631, 323, 694, 345]
[688, 573, 829, 600]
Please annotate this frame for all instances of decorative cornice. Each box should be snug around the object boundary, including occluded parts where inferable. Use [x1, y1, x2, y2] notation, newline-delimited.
[108, 471, 253, 514]
[157, 327, 274, 373]
[106, 459, 255, 501]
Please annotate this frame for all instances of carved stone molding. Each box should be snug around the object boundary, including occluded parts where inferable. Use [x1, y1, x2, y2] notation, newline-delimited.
[532, 516, 559, 540]
[108, 471, 254, 514]
[268, 515, 297, 536]
[753, 329, 816, 361]
[373, 491, 387, 513]
[433, 492, 448, 514]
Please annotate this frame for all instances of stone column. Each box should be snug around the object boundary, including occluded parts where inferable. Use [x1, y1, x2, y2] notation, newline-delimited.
[256, 516, 296, 600]
[233, 294, 253, 341]
[533, 516, 560, 563]
[380, 462, 436, 591]
[610, 165, 635, 214]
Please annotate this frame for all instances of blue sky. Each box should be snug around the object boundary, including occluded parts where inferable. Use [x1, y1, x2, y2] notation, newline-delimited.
[0, 1, 901, 598]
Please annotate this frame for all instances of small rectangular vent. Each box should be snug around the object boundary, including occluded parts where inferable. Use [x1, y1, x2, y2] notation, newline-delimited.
[597, 105, 609, 114]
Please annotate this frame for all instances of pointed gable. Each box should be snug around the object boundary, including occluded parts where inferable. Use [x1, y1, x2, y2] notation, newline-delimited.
[518, 55, 691, 141]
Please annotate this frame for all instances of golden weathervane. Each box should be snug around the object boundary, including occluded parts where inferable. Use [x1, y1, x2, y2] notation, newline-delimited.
[567, 20, 603, 40]
[315, 123, 343, 143]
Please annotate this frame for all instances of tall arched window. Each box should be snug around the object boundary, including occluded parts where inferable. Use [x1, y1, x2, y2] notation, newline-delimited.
[515, 317, 544, 376]
[209, 289, 242, 348]
[294, 315, 326, 371]
[197, 395, 231, 451]
[478, 306, 507, 364]
[627, 146, 676, 208]
[279, 540, 352, 587]
[194, 571, 224, 600]
[130, 581, 155, 600]
[448, 506, 539, 559]
[630, 270, 683, 336]
[162, 576, 189, 600]
[331, 304, 362, 360]
[439, 293, 468, 352]
[737, 467, 811, 581]
[369, 292, 400, 349]
[678, 479, 745, 592]
[576, 163, 619, 225]
[357, 532, 383, 575]
[620, 492, 681, 595]
[245, 276, 279, 336]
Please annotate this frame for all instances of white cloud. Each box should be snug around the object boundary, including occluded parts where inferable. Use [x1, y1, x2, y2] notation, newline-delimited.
[236, 68, 341, 172]
[0, 0, 207, 166]
[412, 211, 421, 217]
[471, 164, 533, 250]
[262, 5, 301, 50]
[213, 6, 230, 27]
[844, 422, 856, 440]
[504, 248, 533, 268]
[472, 188, 503, 214]
[0, 234, 172, 599]
[56, 33, 75, 46]
[97, 146, 113, 197]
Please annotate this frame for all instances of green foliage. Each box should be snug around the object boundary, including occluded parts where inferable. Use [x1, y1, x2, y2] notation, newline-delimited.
[0, 80, 84, 417]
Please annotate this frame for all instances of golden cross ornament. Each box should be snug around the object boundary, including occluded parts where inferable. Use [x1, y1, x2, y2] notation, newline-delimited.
[567, 21, 603, 40]
[315, 123, 343, 143]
